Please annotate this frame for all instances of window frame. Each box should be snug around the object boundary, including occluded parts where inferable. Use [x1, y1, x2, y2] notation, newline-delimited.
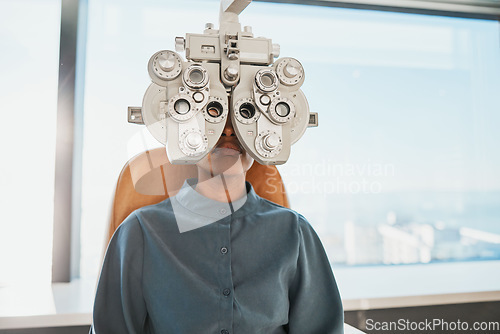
[255, 0, 500, 20]
[52, 0, 88, 283]
[53, 0, 500, 284]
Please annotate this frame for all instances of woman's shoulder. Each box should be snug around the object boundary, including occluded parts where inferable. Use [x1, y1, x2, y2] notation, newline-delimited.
[121, 197, 178, 232]
[134, 197, 174, 215]
[258, 194, 307, 215]
[253, 196, 312, 230]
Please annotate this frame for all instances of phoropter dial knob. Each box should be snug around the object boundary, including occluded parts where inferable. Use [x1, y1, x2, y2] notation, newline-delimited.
[175, 37, 186, 52]
[179, 129, 208, 156]
[263, 133, 280, 150]
[186, 132, 203, 149]
[255, 130, 282, 158]
[275, 57, 304, 87]
[148, 50, 182, 85]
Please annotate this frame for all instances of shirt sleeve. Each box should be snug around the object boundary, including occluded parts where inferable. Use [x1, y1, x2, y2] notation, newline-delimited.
[287, 214, 344, 334]
[90, 213, 148, 334]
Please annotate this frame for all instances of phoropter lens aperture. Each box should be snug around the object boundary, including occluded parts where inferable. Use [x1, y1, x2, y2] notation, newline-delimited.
[174, 99, 191, 114]
[207, 101, 223, 117]
[189, 68, 204, 84]
[275, 102, 290, 117]
[239, 103, 256, 119]
[261, 73, 274, 87]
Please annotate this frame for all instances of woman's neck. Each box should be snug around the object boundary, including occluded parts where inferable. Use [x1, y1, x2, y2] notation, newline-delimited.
[195, 170, 247, 203]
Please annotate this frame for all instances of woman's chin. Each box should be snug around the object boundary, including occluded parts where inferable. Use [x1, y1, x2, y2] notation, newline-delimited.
[212, 147, 241, 156]
[212, 160, 246, 175]
[196, 150, 254, 176]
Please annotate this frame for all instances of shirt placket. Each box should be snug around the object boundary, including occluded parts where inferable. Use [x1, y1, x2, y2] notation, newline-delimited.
[217, 214, 234, 334]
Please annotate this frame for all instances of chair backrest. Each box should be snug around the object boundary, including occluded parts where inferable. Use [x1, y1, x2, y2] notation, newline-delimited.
[107, 147, 290, 244]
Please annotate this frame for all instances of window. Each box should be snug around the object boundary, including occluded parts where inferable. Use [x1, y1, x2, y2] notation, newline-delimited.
[269, 7, 500, 268]
[0, 0, 61, 286]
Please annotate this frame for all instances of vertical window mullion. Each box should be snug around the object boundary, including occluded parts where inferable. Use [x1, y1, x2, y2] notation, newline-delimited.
[53, 0, 87, 283]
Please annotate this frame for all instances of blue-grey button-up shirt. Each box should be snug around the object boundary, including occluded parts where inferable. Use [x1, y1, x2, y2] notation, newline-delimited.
[91, 178, 343, 334]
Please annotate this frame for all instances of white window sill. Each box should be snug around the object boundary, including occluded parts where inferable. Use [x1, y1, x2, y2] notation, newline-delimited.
[0, 260, 499, 330]
[334, 259, 500, 310]
[0, 279, 94, 329]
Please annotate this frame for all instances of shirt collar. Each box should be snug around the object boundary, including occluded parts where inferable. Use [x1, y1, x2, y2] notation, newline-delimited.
[174, 177, 260, 221]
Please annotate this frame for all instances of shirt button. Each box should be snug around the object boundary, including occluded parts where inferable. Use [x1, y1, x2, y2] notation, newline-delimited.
[223, 288, 231, 296]
[220, 247, 228, 254]
[221, 330, 229, 334]
[219, 208, 227, 215]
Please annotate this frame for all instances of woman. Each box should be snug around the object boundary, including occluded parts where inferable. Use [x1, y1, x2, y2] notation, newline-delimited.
[90, 117, 344, 333]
